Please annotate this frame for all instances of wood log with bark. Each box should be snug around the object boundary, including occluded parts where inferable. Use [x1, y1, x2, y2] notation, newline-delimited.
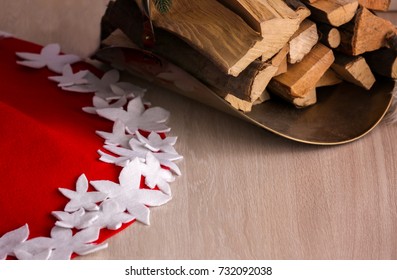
[100, 0, 397, 111]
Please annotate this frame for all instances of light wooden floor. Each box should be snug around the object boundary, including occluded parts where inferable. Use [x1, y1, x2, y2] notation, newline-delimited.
[1, 1, 397, 260]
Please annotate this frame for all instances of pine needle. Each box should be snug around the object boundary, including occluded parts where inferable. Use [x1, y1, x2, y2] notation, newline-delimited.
[154, 0, 173, 14]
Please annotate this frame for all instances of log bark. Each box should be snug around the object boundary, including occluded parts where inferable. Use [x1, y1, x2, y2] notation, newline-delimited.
[150, 0, 262, 77]
[365, 48, 397, 79]
[284, 0, 312, 19]
[150, 0, 302, 77]
[317, 23, 341, 48]
[101, 0, 275, 108]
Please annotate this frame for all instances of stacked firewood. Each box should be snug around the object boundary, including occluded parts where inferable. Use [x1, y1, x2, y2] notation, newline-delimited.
[102, 0, 397, 112]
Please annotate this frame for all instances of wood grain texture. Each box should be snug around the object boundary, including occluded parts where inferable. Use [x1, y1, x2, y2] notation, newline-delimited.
[358, 0, 391, 11]
[1, 1, 397, 260]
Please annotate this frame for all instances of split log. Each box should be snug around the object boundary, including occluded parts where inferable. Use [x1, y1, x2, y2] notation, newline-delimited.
[224, 94, 254, 112]
[269, 43, 335, 99]
[358, 0, 391, 11]
[275, 57, 288, 76]
[331, 53, 376, 89]
[151, 0, 303, 77]
[215, 0, 306, 62]
[271, 87, 317, 108]
[253, 90, 271, 105]
[225, 89, 272, 112]
[303, 0, 359, 27]
[288, 19, 319, 64]
[316, 69, 343, 87]
[150, 0, 260, 77]
[284, 0, 312, 19]
[338, 6, 397, 55]
[292, 88, 317, 108]
[101, 0, 274, 108]
[365, 48, 397, 79]
[317, 23, 341, 48]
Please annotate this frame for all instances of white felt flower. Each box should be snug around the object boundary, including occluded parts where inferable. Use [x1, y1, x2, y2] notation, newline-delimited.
[52, 208, 99, 230]
[96, 119, 133, 148]
[91, 200, 135, 230]
[0, 224, 29, 259]
[90, 159, 171, 225]
[108, 83, 147, 102]
[48, 64, 88, 87]
[58, 174, 108, 212]
[100, 144, 182, 176]
[97, 96, 170, 133]
[62, 70, 119, 98]
[140, 152, 175, 195]
[16, 43, 80, 73]
[14, 248, 52, 260]
[14, 226, 107, 260]
[82, 95, 127, 114]
[135, 130, 178, 154]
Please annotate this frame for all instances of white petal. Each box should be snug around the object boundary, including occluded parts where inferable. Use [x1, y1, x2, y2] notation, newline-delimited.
[76, 174, 89, 193]
[17, 60, 46, 69]
[126, 203, 150, 225]
[127, 97, 145, 116]
[73, 227, 100, 244]
[41, 43, 61, 56]
[97, 108, 128, 122]
[138, 189, 172, 207]
[0, 224, 29, 259]
[142, 107, 170, 123]
[119, 159, 142, 190]
[15, 52, 42, 60]
[101, 69, 120, 84]
[74, 243, 108, 256]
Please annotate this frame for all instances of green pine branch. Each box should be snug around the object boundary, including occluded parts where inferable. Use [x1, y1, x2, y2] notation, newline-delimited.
[154, 0, 173, 14]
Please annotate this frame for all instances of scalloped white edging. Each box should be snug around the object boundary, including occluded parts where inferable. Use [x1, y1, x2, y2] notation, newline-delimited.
[0, 42, 182, 260]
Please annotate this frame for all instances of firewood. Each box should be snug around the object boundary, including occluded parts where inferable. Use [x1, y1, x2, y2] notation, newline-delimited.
[338, 6, 397, 55]
[284, 0, 312, 19]
[101, 0, 274, 106]
[316, 69, 343, 87]
[303, 0, 359, 27]
[218, 0, 307, 63]
[151, 0, 303, 77]
[269, 44, 290, 66]
[358, 0, 391, 11]
[269, 43, 335, 99]
[317, 23, 341, 48]
[331, 53, 376, 89]
[293, 88, 317, 107]
[271, 87, 317, 108]
[218, 0, 305, 34]
[365, 48, 397, 79]
[288, 19, 319, 64]
[253, 90, 271, 105]
[385, 32, 397, 51]
[224, 94, 254, 112]
[275, 57, 288, 76]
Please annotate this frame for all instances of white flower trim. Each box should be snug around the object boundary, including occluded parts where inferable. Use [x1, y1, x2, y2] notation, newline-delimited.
[0, 43, 182, 260]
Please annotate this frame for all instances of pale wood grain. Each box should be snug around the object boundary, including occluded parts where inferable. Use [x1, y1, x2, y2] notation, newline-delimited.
[1, 1, 397, 260]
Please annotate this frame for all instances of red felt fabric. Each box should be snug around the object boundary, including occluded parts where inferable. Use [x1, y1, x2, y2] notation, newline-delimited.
[0, 37, 135, 249]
